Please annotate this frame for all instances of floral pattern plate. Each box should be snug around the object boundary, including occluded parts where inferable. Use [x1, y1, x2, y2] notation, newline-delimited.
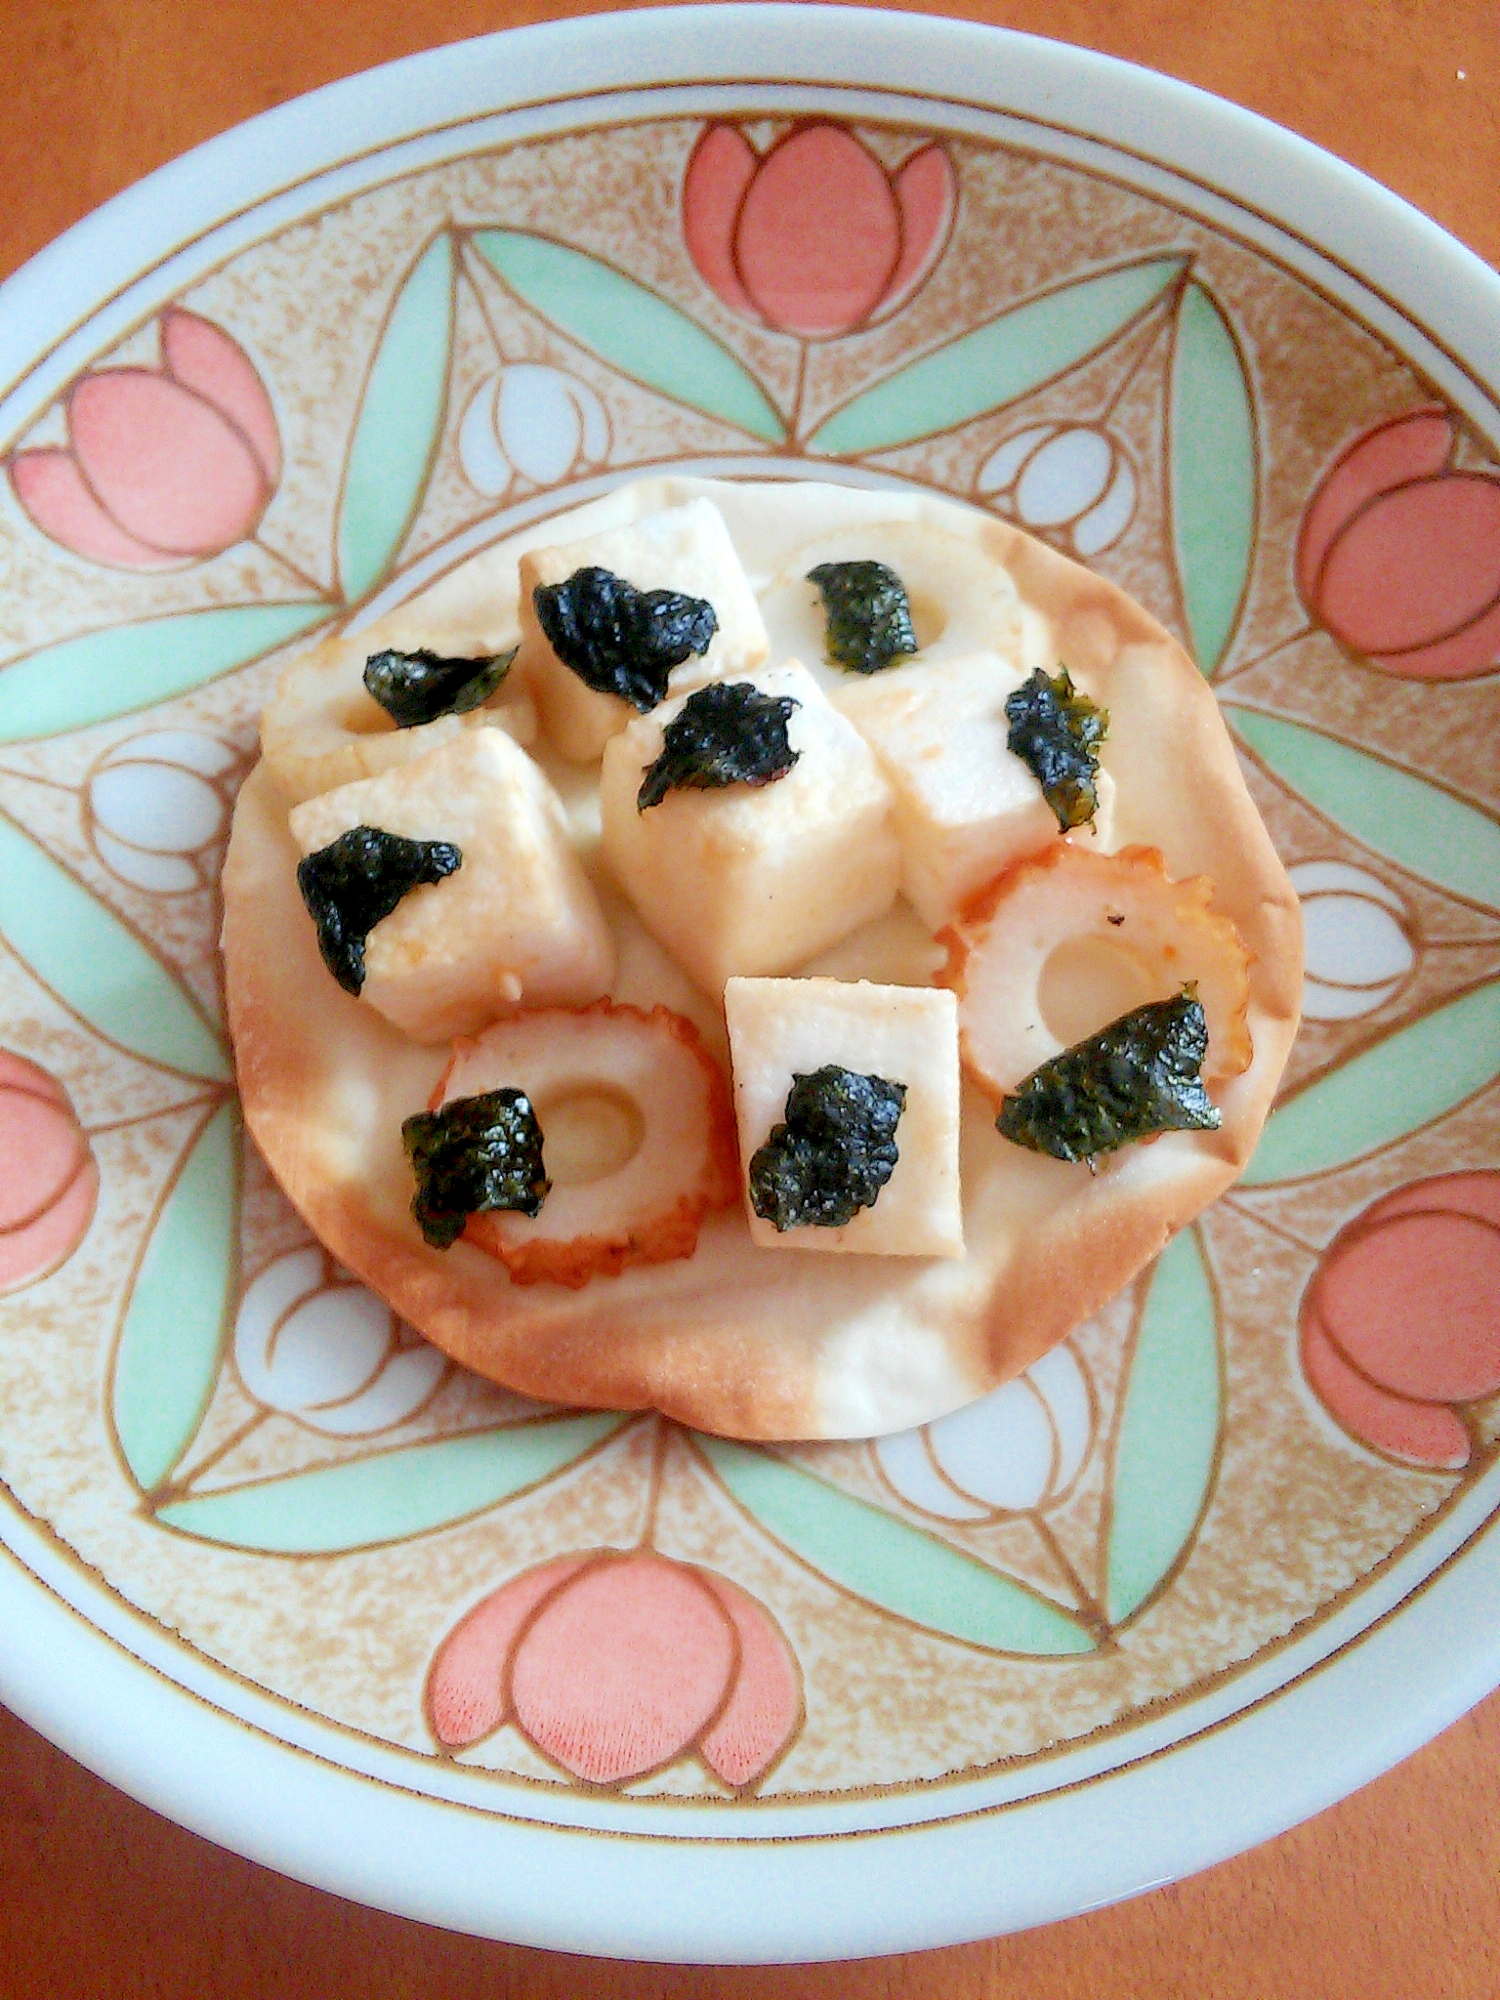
[2, 6, 1499, 1963]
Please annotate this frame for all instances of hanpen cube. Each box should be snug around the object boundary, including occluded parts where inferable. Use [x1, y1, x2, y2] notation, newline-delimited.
[518, 498, 769, 761]
[599, 662, 901, 992]
[289, 728, 614, 1043]
[724, 976, 964, 1258]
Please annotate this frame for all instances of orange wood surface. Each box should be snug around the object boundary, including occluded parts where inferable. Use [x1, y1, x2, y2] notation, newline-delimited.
[3, 2, 1499, 1994]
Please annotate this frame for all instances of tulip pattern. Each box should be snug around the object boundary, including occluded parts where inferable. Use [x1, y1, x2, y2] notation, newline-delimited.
[683, 123, 955, 338]
[4, 101, 1500, 1823]
[978, 423, 1138, 558]
[427, 1549, 801, 1788]
[1288, 861, 1417, 1022]
[1296, 408, 1500, 681]
[234, 1245, 446, 1436]
[8, 309, 281, 571]
[0, 1050, 97, 1293]
[1300, 1173, 1500, 1470]
[85, 729, 242, 895]
[873, 1346, 1093, 1522]
[457, 364, 609, 497]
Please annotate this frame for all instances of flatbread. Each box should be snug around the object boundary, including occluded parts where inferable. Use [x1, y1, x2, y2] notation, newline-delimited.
[222, 477, 1301, 1439]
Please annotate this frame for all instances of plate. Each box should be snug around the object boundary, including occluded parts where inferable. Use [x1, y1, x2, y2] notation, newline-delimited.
[2, 5, 1499, 1963]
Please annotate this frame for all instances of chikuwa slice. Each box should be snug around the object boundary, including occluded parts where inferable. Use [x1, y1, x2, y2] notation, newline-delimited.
[261, 628, 535, 806]
[942, 843, 1253, 1100]
[724, 976, 964, 1258]
[759, 516, 1046, 695]
[518, 496, 770, 761]
[600, 661, 901, 993]
[435, 1002, 738, 1286]
[289, 728, 614, 1043]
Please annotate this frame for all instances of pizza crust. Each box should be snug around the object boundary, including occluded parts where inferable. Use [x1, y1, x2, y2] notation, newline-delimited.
[222, 477, 1301, 1440]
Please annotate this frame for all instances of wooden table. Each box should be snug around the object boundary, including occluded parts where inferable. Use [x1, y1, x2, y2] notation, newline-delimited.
[2, 3, 1498, 1994]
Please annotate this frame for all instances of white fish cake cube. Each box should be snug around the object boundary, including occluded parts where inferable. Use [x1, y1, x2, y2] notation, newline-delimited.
[518, 498, 769, 762]
[599, 661, 901, 993]
[289, 729, 614, 1044]
[725, 976, 964, 1258]
[836, 652, 1115, 929]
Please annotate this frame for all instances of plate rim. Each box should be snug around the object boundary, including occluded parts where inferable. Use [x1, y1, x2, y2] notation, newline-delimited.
[2, 3, 1498, 1960]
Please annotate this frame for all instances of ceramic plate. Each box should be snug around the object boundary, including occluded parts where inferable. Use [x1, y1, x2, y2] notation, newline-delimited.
[2, 6, 1499, 1963]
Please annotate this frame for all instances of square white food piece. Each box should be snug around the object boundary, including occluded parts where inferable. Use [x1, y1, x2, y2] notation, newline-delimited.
[518, 498, 769, 762]
[599, 661, 901, 993]
[836, 652, 1115, 930]
[289, 728, 614, 1044]
[724, 976, 964, 1258]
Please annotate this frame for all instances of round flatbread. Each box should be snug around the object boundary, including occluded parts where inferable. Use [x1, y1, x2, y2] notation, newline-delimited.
[223, 477, 1301, 1440]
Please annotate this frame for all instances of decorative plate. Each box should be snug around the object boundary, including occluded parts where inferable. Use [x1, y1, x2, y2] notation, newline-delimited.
[1, 6, 1498, 1963]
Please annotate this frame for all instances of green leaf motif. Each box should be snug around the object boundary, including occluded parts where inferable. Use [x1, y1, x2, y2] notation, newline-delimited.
[157, 1412, 627, 1554]
[1243, 981, 1500, 1187]
[808, 256, 1185, 457]
[1227, 704, 1500, 911]
[700, 1437, 1095, 1656]
[1106, 1228, 1221, 1625]
[114, 1101, 240, 1493]
[1170, 282, 1257, 674]
[472, 229, 784, 445]
[0, 811, 227, 1080]
[338, 232, 456, 602]
[0, 603, 331, 743]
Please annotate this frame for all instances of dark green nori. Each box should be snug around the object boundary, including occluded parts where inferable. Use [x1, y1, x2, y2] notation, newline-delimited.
[402, 1088, 550, 1250]
[1004, 666, 1108, 831]
[533, 566, 717, 711]
[363, 646, 516, 728]
[748, 1065, 907, 1231]
[637, 681, 801, 811]
[996, 989, 1220, 1165]
[296, 825, 461, 996]
[806, 560, 919, 675]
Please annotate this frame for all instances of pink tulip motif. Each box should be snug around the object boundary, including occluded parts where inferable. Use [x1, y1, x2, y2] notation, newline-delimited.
[0, 1050, 97, 1294]
[683, 122, 955, 339]
[1296, 408, 1500, 681]
[8, 308, 281, 572]
[426, 1550, 802, 1790]
[1300, 1171, 1500, 1470]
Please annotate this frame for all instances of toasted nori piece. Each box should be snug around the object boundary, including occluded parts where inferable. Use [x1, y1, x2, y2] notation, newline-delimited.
[363, 646, 516, 729]
[637, 680, 801, 811]
[748, 1065, 907, 1231]
[1004, 665, 1108, 831]
[402, 1088, 551, 1250]
[296, 825, 461, 996]
[533, 566, 718, 712]
[806, 560, 919, 675]
[997, 989, 1220, 1165]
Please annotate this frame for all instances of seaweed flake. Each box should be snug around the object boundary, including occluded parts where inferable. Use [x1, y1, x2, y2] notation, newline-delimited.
[1004, 666, 1108, 831]
[363, 646, 515, 728]
[807, 560, 918, 675]
[533, 567, 717, 711]
[296, 825, 461, 996]
[637, 681, 800, 811]
[997, 988, 1220, 1165]
[402, 1088, 550, 1250]
[748, 1065, 906, 1231]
